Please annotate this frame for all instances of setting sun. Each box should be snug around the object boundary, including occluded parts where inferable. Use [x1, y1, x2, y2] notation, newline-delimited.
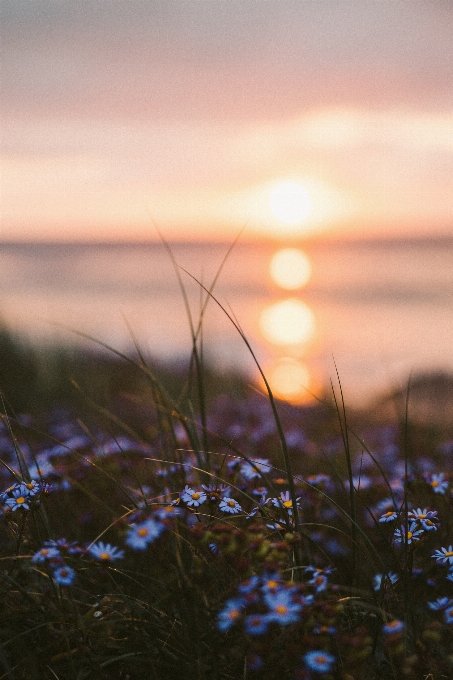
[269, 181, 312, 225]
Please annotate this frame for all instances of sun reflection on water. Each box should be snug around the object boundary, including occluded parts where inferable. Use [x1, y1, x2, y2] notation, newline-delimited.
[258, 246, 319, 404]
[270, 247, 312, 290]
[260, 298, 315, 346]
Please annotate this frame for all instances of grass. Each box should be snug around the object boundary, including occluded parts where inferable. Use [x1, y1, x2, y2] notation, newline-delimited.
[1, 257, 453, 679]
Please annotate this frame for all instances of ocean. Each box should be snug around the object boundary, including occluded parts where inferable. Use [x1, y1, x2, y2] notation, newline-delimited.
[1, 238, 453, 406]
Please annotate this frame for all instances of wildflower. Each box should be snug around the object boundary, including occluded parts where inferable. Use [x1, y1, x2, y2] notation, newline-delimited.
[238, 575, 260, 594]
[219, 497, 242, 514]
[428, 597, 453, 611]
[181, 486, 207, 508]
[240, 458, 272, 481]
[444, 607, 453, 624]
[432, 545, 453, 566]
[382, 619, 404, 635]
[313, 624, 337, 635]
[4, 487, 31, 511]
[271, 490, 301, 514]
[88, 542, 124, 562]
[308, 573, 328, 593]
[217, 597, 245, 632]
[264, 590, 302, 625]
[393, 521, 424, 545]
[125, 519, 163, 550]
[244, 613, 270, 635]
[31, 547, 61, 563]
[304, 650, 335, 673]
[428, 472, 449, 494]
[53, 565, 76, 586]
[408, 507, 439, 531]
[23, 481, 41, 496]
[373, 572, 399, 591]
[261, 572, 282, 593]
[379, 510, 398, 523]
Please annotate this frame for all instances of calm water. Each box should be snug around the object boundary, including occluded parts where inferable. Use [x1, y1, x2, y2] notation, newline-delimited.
[2, 239, 453, 406]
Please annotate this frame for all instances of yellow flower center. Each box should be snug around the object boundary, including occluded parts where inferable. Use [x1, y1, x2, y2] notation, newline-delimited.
[275, 605, 288, 615]
[16, 497, 25, 504]
[431, 480, 439, 487]
[266, 580, 278, 589]
[227, 500, 236, 507]
[419, 513, 426, 518]
[99, 552, 111, 560]
[407, 532, 413, 539]
[315, 655, 327, 663]
[444, 551, 453, 557]
[385, 512, 394, 517]
[137, 528, 149, 537]
[41, 549, 49, 556]
[228, 609, 240, 620]
[283, 500, 292, 508]
[192, 493, 200, 500]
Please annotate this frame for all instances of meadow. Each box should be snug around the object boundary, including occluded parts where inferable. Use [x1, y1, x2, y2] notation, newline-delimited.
[1, 305, 453, 680]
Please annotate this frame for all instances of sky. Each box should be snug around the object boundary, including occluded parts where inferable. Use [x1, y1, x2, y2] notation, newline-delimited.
[1, 0, 453, 242]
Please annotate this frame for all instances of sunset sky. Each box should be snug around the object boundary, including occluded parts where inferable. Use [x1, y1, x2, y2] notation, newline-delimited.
[2, 0, 452, 242]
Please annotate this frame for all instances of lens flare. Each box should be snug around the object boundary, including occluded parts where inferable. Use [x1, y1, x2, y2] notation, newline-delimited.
[259, 299, 315, 346]
[270, 248, 312, 290]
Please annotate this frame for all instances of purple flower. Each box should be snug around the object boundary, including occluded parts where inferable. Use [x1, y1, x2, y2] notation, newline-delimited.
[444, 607, 453, 624]
[432, 545, 453, 566]
[88, 542, 124, 562]
[219, 497, 242, 514]
[125, 519, 163, 550]
[304, 650, 335, 673]
[244, 613, 270, 635]
[217, 597, 245, 632]
[382, 619, 404, 635]
[428, 472, 449, 494]
[408, 507, 439, 531]
[393, 521, 424, 545]
[53, 565, 76, 586]
[181, 487, 207, 508]
[264, 590, 302, 625]
[428, 597, 453, 611]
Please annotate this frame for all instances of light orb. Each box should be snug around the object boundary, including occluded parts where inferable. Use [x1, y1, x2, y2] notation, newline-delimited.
[268, 358, 311, 404]
[270, 248, 312, 290]
[259, 298, 315, 346]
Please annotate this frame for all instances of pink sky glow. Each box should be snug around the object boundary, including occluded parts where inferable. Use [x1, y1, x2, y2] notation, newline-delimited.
[1, 0, 452, 242]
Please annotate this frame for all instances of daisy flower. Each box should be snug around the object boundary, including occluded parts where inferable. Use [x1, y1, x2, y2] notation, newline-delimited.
[264, 590, 302, 626]
[217, 597, 245, 632]
[379, 510, 398, 523]
[408, 507, 439, 531]
[53, 565, 76, 586]
[88, 542, 124, 562]
[31, 547, 61, 563]
[125, 519, 163, 550]
[428, 472, 449, 494]
[4, 487, 32, 511]
[240, 458, 272, 481]
[431, 545, 453, 566]
[219, 497, 242, 514]
[181, 487, 207, 508]
[244, 613, 270, 635]
[428, 597, 453, 611]
[393, 522, 424, 545]
[444, 607, 453, 624]
[304, 650, 335, 673]
[383, 619, 404, 635]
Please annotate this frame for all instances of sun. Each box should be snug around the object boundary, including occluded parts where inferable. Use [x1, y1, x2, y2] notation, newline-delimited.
[269, 181, 313, 225]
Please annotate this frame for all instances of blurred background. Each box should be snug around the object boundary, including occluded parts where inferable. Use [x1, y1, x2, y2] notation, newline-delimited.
[1, 0, 453, 408]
